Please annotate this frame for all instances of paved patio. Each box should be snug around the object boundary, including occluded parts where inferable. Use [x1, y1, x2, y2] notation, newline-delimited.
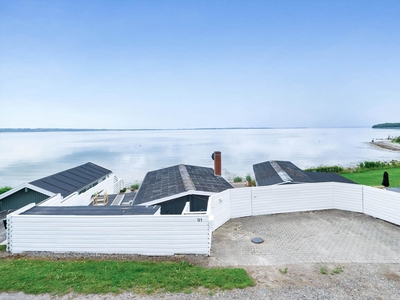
[209, 209, 400, 267]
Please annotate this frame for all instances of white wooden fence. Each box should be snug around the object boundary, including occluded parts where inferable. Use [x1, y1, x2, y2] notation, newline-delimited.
[208, 182, 400, 231]
[7, 204, 210, 255]
[6, 182, 399, 255]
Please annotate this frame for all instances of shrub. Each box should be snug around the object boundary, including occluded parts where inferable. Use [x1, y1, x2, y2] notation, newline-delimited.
[304, 166, 344, 173]
[120, 188, 127, 193]
[392, 136, 400, 144]
[233, 176, 243, 182]
[0, 186, 12, 195]
[130, 183, 140, 190]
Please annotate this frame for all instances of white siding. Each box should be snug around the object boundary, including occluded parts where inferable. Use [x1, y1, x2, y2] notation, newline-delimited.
[332, 182, 363, 213]
[8, 214, 210, 255]
[252, 183, 333, 216]
[208, 190, 231, 231]
[230, 188, 252, 218]
[363, 186, 400, 226]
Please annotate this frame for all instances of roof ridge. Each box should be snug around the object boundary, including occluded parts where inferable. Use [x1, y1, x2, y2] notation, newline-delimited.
[178, 164, 196, 191]
[270, 161, 293, 182]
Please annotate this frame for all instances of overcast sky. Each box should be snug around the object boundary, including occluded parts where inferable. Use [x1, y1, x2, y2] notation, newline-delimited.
[0, 0, 399, 129]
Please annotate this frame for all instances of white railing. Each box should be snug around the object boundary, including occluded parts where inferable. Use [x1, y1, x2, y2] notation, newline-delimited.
[40, 176, 119, 206]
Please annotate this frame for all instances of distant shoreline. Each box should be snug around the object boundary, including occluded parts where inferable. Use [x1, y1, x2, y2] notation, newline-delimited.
[371, 139, 400, 152]
[0, 126, 372, 133]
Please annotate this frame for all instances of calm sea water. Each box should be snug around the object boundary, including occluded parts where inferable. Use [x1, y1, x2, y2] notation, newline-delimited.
[0, 128, 399, 188]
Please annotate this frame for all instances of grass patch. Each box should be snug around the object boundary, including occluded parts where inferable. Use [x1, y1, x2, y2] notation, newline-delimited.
[0, 259, 254, 295]
[320, 267, 328, 275]
[279, 267, 288, 274]
[330, 266, 344, 275]
[341, 167, 400, 187]
[0, 245, 6, 251]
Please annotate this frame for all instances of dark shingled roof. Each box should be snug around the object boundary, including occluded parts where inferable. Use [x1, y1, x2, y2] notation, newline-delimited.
[29, 162, 112, 197]
[304, 172, 356, 184]
[22, 205, 160, 216]
[134, 164, 233, 205]
[254, 161, 356, 186]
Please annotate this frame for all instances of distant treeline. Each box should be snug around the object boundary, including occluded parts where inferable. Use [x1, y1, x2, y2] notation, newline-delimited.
[372, 123, 400, 128]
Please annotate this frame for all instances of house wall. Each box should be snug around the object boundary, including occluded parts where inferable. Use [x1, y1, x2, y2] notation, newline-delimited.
[190, 195, 209, 212]
[7, 207, 210, 255]
[0, 188, 49, 211]
[159, 195, 209, 215]
[160, 196, 189, 214]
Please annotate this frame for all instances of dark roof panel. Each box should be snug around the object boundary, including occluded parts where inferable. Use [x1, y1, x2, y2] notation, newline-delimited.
[22, 205, 159, 216]
[134, 164, 233, 205]
[134, 165, 186, 205]
[254, 161, 357, 186]
[30, 162, 112, 197]
[277, 161, 314, 183]
[186, 165, 233, 192]
[253, 161, 283, 186]
[304, 172, 356, 184]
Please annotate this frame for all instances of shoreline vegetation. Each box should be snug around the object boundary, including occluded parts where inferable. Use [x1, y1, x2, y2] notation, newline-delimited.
[304, 160, 400, 174]
[304, 160, 400, 187]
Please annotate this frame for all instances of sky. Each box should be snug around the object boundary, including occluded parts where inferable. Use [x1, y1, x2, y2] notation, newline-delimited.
[0, 0, 399, 129]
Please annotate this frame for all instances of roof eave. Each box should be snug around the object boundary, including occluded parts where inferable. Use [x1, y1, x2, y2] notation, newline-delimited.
[136, 190, 216, 206]
[0, 183, 56, 200]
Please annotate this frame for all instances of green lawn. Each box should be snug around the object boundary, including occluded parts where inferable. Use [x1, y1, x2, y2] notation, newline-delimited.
[341, 167, 400, 187]
[0, 259, 254, 295]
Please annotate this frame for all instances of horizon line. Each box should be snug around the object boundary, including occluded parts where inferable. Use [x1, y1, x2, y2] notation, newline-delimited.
[0, 126, 373, 132]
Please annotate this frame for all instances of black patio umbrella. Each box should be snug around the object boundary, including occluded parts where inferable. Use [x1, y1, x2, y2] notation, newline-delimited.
[382, 171, 389, 187]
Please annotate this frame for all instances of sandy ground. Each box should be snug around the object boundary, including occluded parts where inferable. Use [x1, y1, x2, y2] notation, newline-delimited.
[371, 139, 400, 151]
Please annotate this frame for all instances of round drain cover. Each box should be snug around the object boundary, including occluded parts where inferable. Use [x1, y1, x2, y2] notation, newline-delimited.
[251, 237, 264, 244]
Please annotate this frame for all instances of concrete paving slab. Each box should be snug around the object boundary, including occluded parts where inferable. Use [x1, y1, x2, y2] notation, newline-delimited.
[209, 209, 400, 267]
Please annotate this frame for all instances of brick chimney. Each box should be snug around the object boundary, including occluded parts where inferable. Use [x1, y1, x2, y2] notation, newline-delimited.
[213, 151, 221, 176]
